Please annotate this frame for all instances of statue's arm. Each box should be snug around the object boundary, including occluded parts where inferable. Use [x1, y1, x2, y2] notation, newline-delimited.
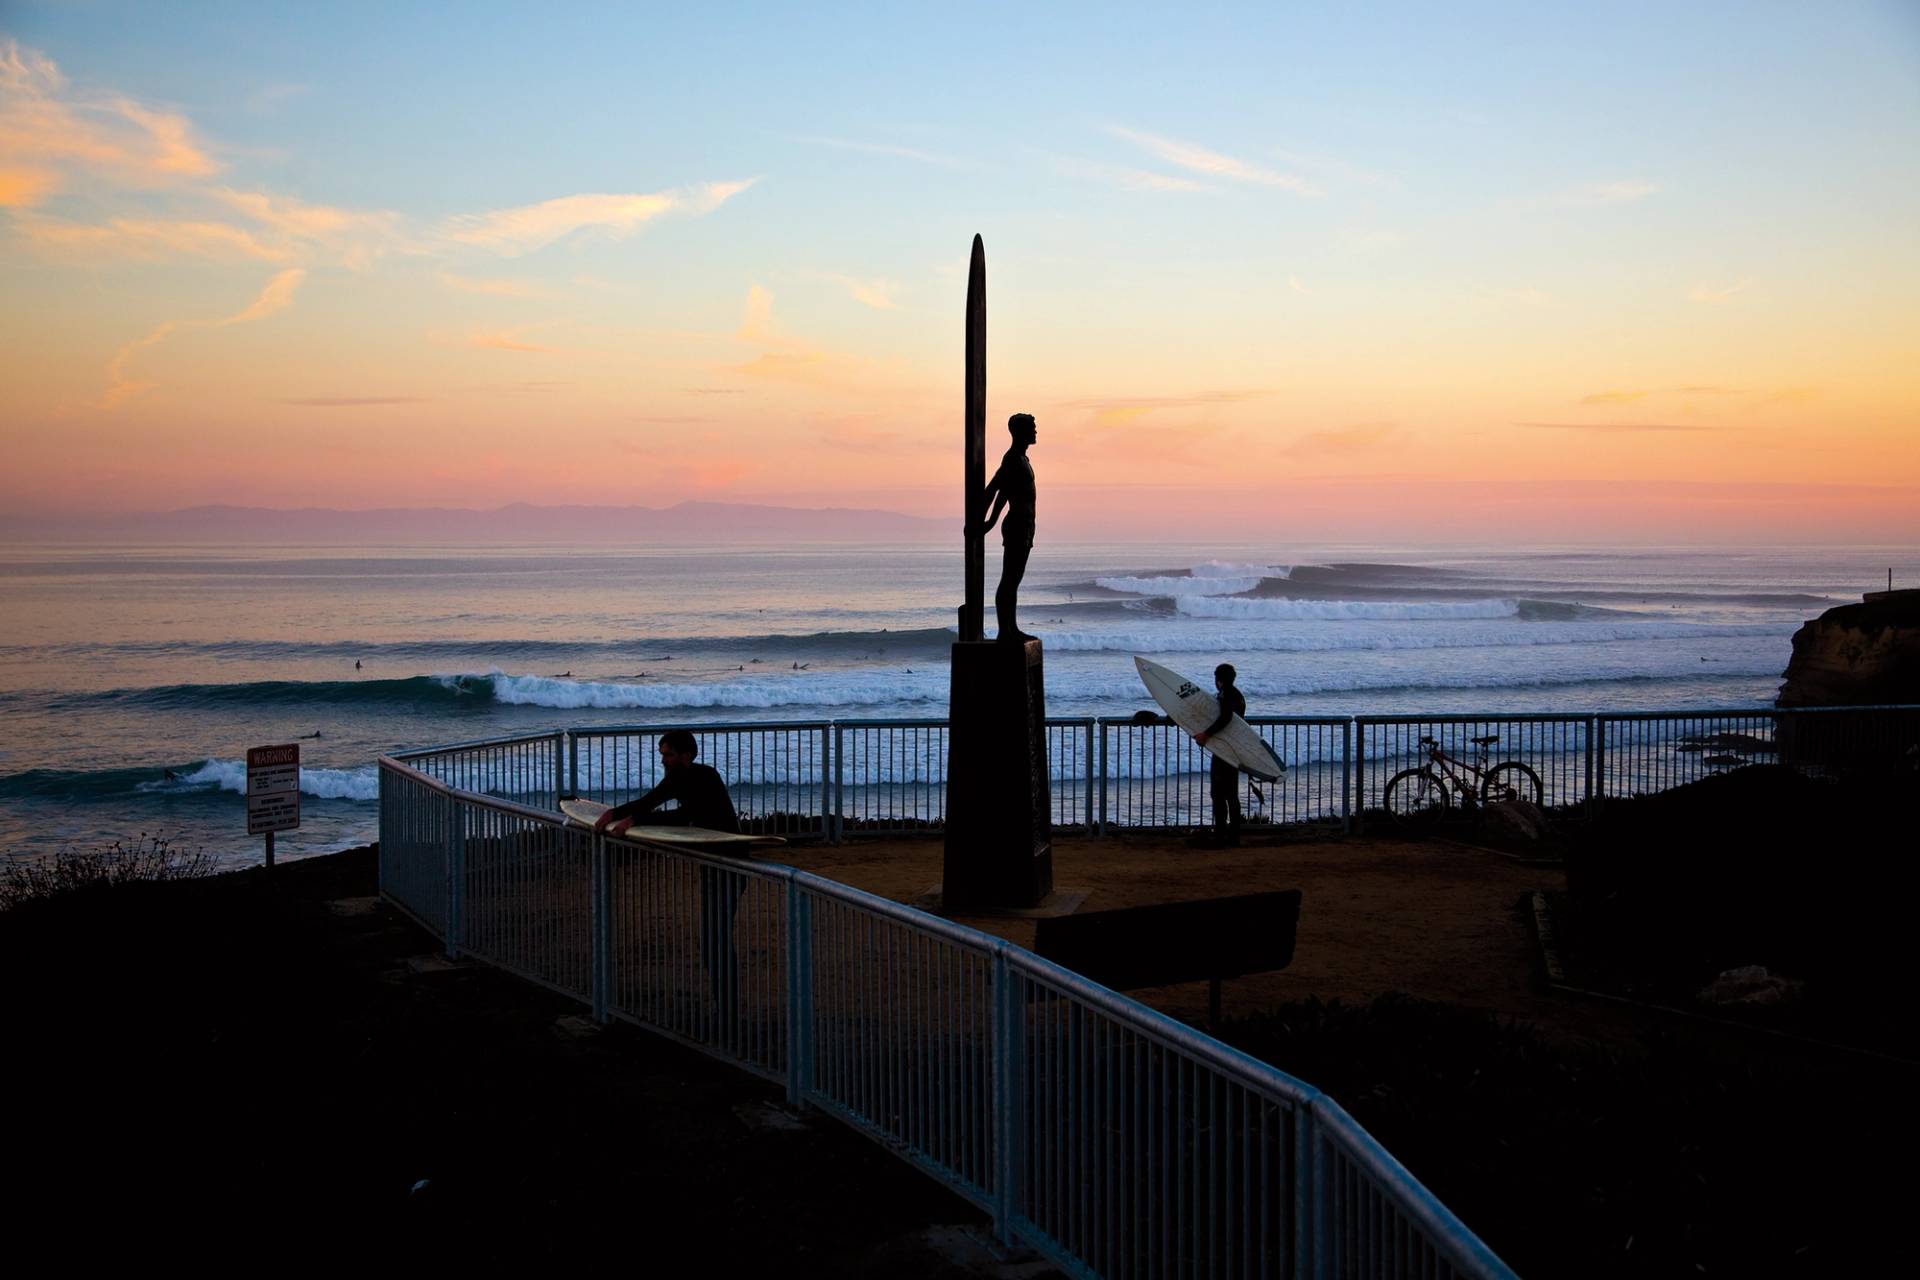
[970, 467, 1007, 534]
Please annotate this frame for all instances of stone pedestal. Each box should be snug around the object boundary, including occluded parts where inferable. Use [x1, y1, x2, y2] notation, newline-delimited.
[943, 638, 1053, 910]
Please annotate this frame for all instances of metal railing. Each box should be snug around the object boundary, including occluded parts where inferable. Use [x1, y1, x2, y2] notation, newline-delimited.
[390, 704, 1920, 840]
[378, 754, 1519, 1279]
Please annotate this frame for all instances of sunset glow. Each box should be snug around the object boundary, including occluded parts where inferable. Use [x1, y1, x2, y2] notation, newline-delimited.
[3, 4, 1917, 540]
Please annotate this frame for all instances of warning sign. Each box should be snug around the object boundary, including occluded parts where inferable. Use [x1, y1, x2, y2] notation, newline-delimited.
[246, 743, 300, 835]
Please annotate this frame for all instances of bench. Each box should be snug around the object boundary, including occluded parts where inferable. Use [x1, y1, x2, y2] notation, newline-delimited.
[1033, 889, 1302, 1026]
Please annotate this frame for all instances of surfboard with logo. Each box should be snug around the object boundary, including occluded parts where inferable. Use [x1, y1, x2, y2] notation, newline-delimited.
[1133, 657, 1287, 782]
[559, 798, 787, 851]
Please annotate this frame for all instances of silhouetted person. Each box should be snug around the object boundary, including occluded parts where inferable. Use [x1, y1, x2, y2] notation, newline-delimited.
[595, 729, 744, 1014]
[1194, 663, 1246, 846]
[970, 412, 1038, 643]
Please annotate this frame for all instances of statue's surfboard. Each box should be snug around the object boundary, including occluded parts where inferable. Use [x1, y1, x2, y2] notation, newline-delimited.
[1133, 657, 1287, 782]
[558, 798, 786, 851]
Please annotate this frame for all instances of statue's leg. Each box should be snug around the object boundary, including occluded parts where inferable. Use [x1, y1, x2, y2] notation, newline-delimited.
[996, 539, 1033, 642]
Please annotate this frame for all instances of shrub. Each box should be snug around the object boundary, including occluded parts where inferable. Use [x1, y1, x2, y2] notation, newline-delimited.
[1, 833, 215, 912]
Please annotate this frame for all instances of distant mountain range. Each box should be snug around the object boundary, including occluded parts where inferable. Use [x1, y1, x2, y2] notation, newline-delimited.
[0, 501, 950, 543]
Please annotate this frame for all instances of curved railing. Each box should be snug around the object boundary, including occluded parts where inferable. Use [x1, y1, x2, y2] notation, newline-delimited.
[379, 749, 1519, 1279]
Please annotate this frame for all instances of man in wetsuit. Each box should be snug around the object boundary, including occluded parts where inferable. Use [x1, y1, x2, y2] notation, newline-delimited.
[971, 412, 1038, 644]
[1194, 663, 1246, 847]
[594, 729, 743, 1011]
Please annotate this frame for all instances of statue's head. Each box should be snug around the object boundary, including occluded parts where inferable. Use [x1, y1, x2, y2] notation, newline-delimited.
[1008, 412, 1037, 445]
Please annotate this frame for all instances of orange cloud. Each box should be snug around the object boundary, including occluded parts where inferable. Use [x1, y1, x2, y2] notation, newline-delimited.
[0, 39, 218, 190]
[472, 330, 551, 352]
[1580, 389, 1649, 404]
[14, 213, 295, 261]
[813, 271, 900, 310]
[438, 272, 551, 298]
[1285, 422, 1398, 456]
[444, 179, 755, 255]
[97, 269, 305, 408]
[0, 163, 59, 206]
[1108, 126, 1318, 193]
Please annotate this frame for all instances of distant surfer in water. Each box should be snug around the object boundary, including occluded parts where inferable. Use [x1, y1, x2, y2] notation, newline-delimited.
[1193, 663, 1246, 847]
[594, 730, 744, 1011]
[969, 412, 1038, 643]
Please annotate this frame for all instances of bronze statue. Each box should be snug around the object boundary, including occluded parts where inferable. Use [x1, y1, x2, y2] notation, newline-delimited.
[970, 413, 1038, 643]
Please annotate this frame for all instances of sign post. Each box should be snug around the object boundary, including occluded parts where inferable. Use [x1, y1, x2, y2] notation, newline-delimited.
[246, 743, 300, 867]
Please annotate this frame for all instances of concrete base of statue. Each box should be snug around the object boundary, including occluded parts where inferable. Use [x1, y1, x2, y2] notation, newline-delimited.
[942, 637, 1054, 911]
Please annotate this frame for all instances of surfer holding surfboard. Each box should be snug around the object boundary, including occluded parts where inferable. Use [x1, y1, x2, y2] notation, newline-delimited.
[1134, 656, 1287, 846]
[1197, 664, 1248, 845]
[590, 729, 746, 1011]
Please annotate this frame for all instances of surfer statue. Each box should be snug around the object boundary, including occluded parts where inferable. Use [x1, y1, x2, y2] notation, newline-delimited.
[944, 235, 1052, 909]
[968, 412, 1038, 643]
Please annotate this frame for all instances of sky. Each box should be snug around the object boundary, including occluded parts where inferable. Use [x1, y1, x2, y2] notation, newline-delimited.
[2, 1, 1917, 542]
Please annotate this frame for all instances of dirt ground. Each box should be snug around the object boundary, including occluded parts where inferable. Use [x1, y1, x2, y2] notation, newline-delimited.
[783, 829, 1564, 1029]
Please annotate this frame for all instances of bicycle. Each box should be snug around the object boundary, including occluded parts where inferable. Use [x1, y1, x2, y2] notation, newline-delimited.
[1382, 733, 1542, 820]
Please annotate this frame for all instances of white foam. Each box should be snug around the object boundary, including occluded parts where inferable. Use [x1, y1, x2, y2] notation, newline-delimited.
[487, 669, 943, 711]
[1192, 560, 1290, 580]
[147, 759, 381, 801]
[1176, 597, 1522, 621]
[1095, 575, 1264, 596]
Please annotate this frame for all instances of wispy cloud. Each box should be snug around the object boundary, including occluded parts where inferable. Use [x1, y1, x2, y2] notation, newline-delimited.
[218, 267, 304, 325]
[1056, 390, 1272, 411]
[1288, 275, 1310, 295]
[280, 395, 427, 407]
[1548, 179, 1658, 208]
[472, 329, 550, 352]
[736, 283, 781, 344]
[1687, 279, 1754, 304]
[1286, 422, 1398, 456]
[1520, 422, 1732, 433]
[444, 179, 756, 255]
[438, 271, 552, 298]
[0, 39, 219, 202]
[1335, 227, 1406, 252]
[217, 188, 400, 263]
[1108, 127, 1317, 193]
[790, 135, 969, 169]
[1053, 155, 1211, 193]
[99, 269, 304, 408]
[13, 213, 297, 261]
[1580, 389, 1649, 405]
[812, 271, 900, 310]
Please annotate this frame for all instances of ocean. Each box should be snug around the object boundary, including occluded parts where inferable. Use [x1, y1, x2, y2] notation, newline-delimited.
[0, 541, 1900, 866]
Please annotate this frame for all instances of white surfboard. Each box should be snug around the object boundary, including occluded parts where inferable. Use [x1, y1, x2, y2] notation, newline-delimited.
[1133, 657, 1287, 782]
[559, 798, 787, 851]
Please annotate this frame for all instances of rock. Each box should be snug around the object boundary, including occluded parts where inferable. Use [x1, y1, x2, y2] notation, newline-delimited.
[1483, 798, 1547, 842]
[1697, 964, 1803, 1007]
[1777, 590, 1920, 708]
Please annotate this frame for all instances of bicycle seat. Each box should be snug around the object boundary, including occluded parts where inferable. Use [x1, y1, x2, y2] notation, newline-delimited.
[1470, 734, 1500, 745]
[1418, 736, 1437, 745]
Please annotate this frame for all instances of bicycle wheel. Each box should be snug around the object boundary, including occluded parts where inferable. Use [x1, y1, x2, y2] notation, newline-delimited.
[1480, 762, 1542, 805]
[1384, 768, 1451, 821]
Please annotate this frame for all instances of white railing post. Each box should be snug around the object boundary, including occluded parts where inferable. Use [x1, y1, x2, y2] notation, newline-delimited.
[1096, 719, 1108, 835]
[785, 879, 813, 1106]
[590, 833, 611, 1022]
[832, 723, 845, 843]
[1352, 720, 1367, 835]
[991, 951, 1021, 1248]
[1341, 719, 1354, 833]
[1083, 719, 1095, 831]
[444, 791, 464, 958]
[819, 724, 833, 842]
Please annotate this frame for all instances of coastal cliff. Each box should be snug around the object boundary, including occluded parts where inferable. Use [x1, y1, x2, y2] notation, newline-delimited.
[1777, 589, 1920, 707]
